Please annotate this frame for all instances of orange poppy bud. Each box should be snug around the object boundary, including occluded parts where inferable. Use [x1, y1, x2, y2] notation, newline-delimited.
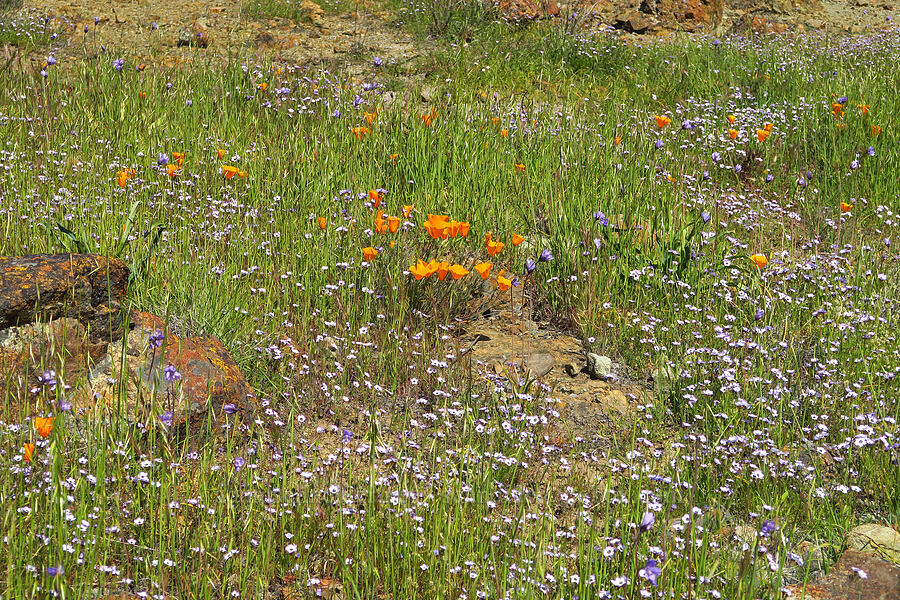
[403, 205, 414, 219]
[364, 111, 377, 125]
[614, 136, 622, 145]
[222, 165, 241, 179]
[23, 443, 35, 462]
[491, 117, 500, 126]
[511, 234, 524, 246]
[474, 262, 492, 280]
[388, 216, 401, 233]
[363, 247, 378, 262]
[514, 163, 525, 172]
[484, 232, 492, 246]
[872, 126, 881, 136]
[832, 103, 844, 117]
[217, 148, 227, 159]
[727, 114, 736, 124]
[858, 104, 869, 115]
[318, 217, 327, 230]
[117, 170, 129, 188]
[138, 91, 147, 99]
[500, 129, 508, 138]
[352, 126, 370, 139]
[437, 261, 451, 281]
[390, 153, 400, 164]
[750, 254, 768, 269]
[137, 64, 146, 72]
[368, 190, 382, 208]
[34, 417, 54, 438]
[172, 152, 185, 166]
[764, 122, 773, 132]
[458, 222, 470, 237]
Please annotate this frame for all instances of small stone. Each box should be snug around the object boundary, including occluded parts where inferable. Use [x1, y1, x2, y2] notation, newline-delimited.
[563, 362, 578, 377]
[586, 353, 612, 380]
[848, 524, 900, 566]
[525, 353, 555, 378]
[420, 85, 436, 102]
[297, 0, 325, 26]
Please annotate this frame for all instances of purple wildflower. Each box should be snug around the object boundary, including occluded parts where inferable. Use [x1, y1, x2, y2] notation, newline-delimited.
[539, 249, 553, 262]
[594, 211, 609, 226]
[233, 456, 246, 471]
[149, 330, 165, 348]
[113, 58, 124, 72]
[164, 364, 181, 382]
[639, 511, 655, 533]
[655, 139, 664, 149]
[159, 411, 174, 427]
[701, 211, 711, 223]
[373, 56, 383, 67]
[639, 559, 662, 586]
[37, 370, 57, 390]
[867, 146, 875, 156]
[525, 258, 536, 274]
[760, 519, 777, 537]
[223, 403, 238, 415]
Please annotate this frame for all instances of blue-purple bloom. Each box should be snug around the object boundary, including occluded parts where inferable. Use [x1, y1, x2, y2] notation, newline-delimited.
[113, 58, 124, 72]
[149, 330, 165, 348]
[760, 519, 777, 537]
[639, 511, 655, 533]
[525, 258, 536, 274]
[38, 369, 57, 390]
[701, 211, 711, 224]
[164, 364, 181, 382]
[655, 139, 665, 149]
[233, 456, 246, 471]
[639, 559, 662, 586]
[594, 211, 609, 226]
[539, 249, 553, 263]
[373, 56, 383, 67]
[223, 403, 238, 415]
[159, 411, 174, 427]
[867, 146, 875, 156]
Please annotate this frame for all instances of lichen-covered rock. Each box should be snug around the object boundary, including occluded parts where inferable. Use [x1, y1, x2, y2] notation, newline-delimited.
[77, 312, 258, 440]
[847, 524, 900, 566]
[0, 254, 129, 342]
[498, 0, 559, 21]
[783, 550, 900, 599]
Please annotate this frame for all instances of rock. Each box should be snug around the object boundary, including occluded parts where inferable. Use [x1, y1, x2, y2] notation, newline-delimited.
[177, 22, 209, 48]
[525, 352, 555, 378]
[75, 311, 258, 439]
[296, 0, 325, 26]
[783, 550, 900, 599]
[497, 0, 558, 21]
[847, 524, 900, 565]
[807, 18, 826, 29]
[563, 362, 579, 377]
[613, 11, 657, 33]
[0, 254, 129, 341]
[586, 353, 612, 380]
[255, 31, 276, 48]
[420, 85, 436, 103]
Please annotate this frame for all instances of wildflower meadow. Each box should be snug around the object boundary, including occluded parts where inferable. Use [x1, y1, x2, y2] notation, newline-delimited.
[1, 2, 899, 598]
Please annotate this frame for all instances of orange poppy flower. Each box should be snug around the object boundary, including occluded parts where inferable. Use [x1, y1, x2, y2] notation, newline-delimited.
[832, 103, 844, 117]
[352, 126, 370, 139]
[421, 111, 437, 126]
[756, 129, 770, 142]
[474, 262, 492, 279]
[484, 232, 492, 246]
[654, 115, 671, 128]
[258, 82, 268, 91]
[364, 111, 378, 125]
[137, 64, 146, 72]
[614, 136, 622, 145]
[496, 270, 512, 291]
[448, 264, 469, 280]
[172, 152, 185, 166]
[436, 261, 451, 281]
[34, 417, 54, 438]
[23, 443, 35, 462]
[409, 259, 437, 280]
[491, 117, 500, 126]
[167, 164, 180, 177]
[403, 205, 414, 219]
[514, 163, 525, 172]
[387, 216, 401, 233]
[764, 122, 773, 132]
[500, 129, 508, 138]
[222, 165, 242, 179]
[858, 104, 869, 115]
[458, 222, 470, 237]
[424, 214, 451, 239]
[390, 153, 400, 164]
[317, 217, 327, 230]
[511, 234, 524, 246]
[840, 202, 853, 213]
[138, 91, 147, 100]
[727, 114, 736, 124]
[374, 217, 388, 234]
[217, 148, 227, 159]
[363, 247, 378, 262]
[116, 169, 134, 188]
[750, 254, 768, 269]
[872, 126, 881, 136]
[728, 129, 739, 140]
[486, 240, 504, 257]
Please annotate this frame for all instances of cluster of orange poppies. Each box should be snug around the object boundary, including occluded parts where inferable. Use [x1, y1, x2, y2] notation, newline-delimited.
[423, 214, 471, 240]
